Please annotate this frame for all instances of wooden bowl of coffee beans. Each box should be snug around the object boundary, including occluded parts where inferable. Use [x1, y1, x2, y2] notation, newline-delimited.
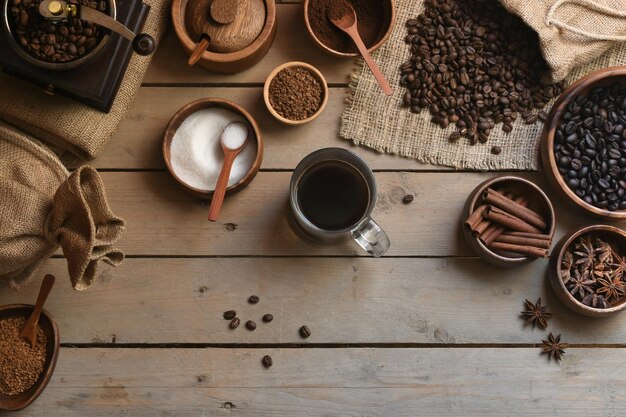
[303, 0, 395, 57]
[541, 66, 626, 220]
[548, 225, 626, 317]
[0, 304, 60, 411]
[263, 61, 328, 125]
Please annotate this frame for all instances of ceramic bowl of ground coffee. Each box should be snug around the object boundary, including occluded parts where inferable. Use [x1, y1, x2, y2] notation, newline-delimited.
[462, 176, 556, 268]
[263, 61, 328, 125]
[304, 0, 395, 57]
[541, 67, 626, 221]
[0, 304, 60, 411]
[163, 98, 264, 200]
[549, 225, 626, 317]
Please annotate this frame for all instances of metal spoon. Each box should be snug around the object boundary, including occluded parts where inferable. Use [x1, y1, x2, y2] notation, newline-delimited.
[208, 122, 250, 222]
[20, 274, 55, 349]
[328, 1, 392, 96]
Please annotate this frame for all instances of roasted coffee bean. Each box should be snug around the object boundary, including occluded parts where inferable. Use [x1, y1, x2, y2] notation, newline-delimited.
[245, 321, 257, 331]
[229, 317, 240, 329]
[10, 0, 104, 63]
[402, 194, 414, 204]
[491, 146, 501, 155]
[262, 355, 273, 368]
[248, 295, 260, 304]
[223, 310, 237, 320]
[262, 314, 274, 323]
[554, 83, 626, 211]
[400, 0, 566, 145]
[299, 325, 311, 339]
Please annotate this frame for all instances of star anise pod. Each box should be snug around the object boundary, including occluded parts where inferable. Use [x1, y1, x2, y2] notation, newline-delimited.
[521, 297, 552, 329]
[596, 274, 625, 303]
[594, 238, 614, 264]
[567, 269, 595, 299]
[541, 333, 568, 362]
[574, 236, 595, 272]
[560, 252, 574, 285]
[610, 253, 626, 281]
[582, 293, 610, 309]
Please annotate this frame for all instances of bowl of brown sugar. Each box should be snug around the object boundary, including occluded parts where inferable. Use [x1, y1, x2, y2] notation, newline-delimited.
[304, 0, 395, 57]
[0, 304, 60, 411]
[263, 62, 329, 125]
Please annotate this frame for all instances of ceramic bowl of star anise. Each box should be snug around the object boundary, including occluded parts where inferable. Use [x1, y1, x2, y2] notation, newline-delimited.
[549, 225, 626, 317]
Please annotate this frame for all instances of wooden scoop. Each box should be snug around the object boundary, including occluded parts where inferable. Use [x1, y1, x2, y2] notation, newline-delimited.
[186, 0, 266, 66]
[208, 122, 250, 222]
[19, 274, 55, 349]
[329, 1, 393, 96]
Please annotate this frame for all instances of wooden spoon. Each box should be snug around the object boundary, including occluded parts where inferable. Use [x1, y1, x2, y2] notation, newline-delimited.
[186, 0, 265, 66]
[208, 122, 250, 222]
[19, 274, 55, 349]
[329, 2, 393, 96]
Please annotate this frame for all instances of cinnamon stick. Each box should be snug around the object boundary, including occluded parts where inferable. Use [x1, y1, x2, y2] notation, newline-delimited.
[494, 234, 551, 249]
[483, 205, 542, 234]
[472, 219, 491, 237]
[478, 195, 530, 246]
[483, 188, 547, 230]
[464, 205, 487, 232]
[488, 241, 548, 258]
[504, 231, 552, 240]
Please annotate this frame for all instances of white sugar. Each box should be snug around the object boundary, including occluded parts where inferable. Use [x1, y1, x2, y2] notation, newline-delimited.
[222, 122, 249, 149]
[170, 108, 257, 191]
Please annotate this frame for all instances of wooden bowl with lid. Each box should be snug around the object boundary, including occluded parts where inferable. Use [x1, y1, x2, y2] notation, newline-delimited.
[171, 0, 277, 74]
[0, 304, 60, 411]
[462, 175, 556, 268]
[303, 0, 395, 57]
[263, 61, 329, 125]
[163, 97, 264, 200]
[548, 225, 626, 317]
[541, 66, 626, 221]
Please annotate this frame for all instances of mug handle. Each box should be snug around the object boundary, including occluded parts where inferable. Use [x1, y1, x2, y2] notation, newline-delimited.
[351, 218, 390, 257]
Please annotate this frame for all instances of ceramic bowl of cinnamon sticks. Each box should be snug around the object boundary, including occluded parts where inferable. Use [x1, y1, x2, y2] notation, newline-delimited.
[462, 176, 556, 268]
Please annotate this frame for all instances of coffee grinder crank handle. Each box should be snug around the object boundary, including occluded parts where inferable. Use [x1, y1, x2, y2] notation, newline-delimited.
[39, 0, 156, 55]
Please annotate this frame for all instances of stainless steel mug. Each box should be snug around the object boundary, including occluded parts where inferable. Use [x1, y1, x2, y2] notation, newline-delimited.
[289, 148, 390, 257]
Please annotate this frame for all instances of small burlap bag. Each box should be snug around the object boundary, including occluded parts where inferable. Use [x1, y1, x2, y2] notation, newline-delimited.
[0, 121, 125, 291]
[0, 0, 169, 161]
[341, 0, 626, 170]
[500, 0, 626, 82]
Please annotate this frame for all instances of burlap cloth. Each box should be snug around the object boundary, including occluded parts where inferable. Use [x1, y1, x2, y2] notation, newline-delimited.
[340, 0, 626, 170]
[0, 121, 125, 291]
[0, 0, 169, 161]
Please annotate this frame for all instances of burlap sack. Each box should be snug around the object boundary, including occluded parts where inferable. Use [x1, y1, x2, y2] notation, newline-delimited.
[0, 0, 169, 161]
[500, 0, 626, 82]
[340, 0, 626, 170]
[0, 121, 125, 291]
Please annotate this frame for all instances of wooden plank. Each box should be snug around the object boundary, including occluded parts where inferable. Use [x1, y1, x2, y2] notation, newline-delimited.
[95, 171, 586, 256]
[2, 257, 622, 344]
[96, 87, 437, 170]
[12, 348, 626, 416]
[145, 5, 356, 85]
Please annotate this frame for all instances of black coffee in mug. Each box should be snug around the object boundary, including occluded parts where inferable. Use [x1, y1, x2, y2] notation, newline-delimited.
[296, 161, 370, 231]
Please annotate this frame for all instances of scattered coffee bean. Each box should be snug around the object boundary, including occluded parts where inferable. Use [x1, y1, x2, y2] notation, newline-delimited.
[245, 321, 257, 331]
[491, 146, 502, 155]
[299, 325, 312, 338]
[248, 295, 260, 304]
[262, 314, 274, 323]
[223, 310, 237, 320]
[262, 355, 273, 368]
[400, 0, 566, 145]
[9, 0, 105, 63]
[538, 110, 549, 122]
[229, 317, 240, 329]
[402, 194, 414, 204]
[553, 83, 626, 211]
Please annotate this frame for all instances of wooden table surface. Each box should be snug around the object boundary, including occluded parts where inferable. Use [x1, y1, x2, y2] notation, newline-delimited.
[2, 3, 626, 416]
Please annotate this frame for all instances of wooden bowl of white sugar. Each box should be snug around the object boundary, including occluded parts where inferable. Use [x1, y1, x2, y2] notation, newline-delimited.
[163, 98, 263, 199]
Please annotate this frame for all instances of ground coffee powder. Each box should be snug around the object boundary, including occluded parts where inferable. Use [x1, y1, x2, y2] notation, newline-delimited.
[307, 0, 385, 53]
[268, 67, 323, 121]
[0, 317, 47, 396]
